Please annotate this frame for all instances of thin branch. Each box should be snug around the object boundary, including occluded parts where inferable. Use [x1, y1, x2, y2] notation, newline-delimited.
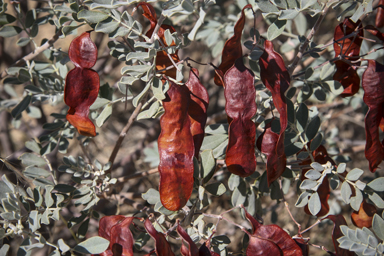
[107, 101, 145, 173]
[149, 14, 166, 43]
[0, 24, 67, 80]
[117, 168, 158, 183]
[288, 3, 333, 76]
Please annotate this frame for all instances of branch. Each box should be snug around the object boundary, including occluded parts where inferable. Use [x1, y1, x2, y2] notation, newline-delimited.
[0, 26, 65, 80]
[288, 3, 332, 76]
[107, 101, 145, 173]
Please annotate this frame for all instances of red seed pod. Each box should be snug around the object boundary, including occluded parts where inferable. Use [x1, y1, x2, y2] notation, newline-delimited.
[97, 215, 135, 256]
[64, 31, 99, 137]
[351, 200, 377, 228]
[257, 125, 286, 186]
[376, 0, 384, 28]
[362, 60, 384, 172]
[259, 40, 290, 184]
[214, 4, 252, 86]
[333, 18, 363, 97]
[186, 68, 209, 158]
[158, 82, 194, 211]
[244, 207, 302, 256]
[224, 58, 256, 177]
[144, 219, 175, 256]
[137, 2, 180, 79]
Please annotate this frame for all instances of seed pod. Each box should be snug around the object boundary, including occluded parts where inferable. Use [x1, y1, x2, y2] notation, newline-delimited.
[64, 31, 99, 136]
[137, 2, 180, 79]
[186, 68, 209, 158]
[144, 218, 175, 256]
[158, 82, 194, 211]
[224, 58, 256, 177]
[376, 0, 384, 28]
[214, 4, 252, 86]
[362, 60, 384, 172]
[259, 40, 290, 184]
[333, 18, 363, 97]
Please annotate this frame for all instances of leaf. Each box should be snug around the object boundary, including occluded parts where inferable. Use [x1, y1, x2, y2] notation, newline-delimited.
[144, 219, 175, 256]
[367, 177, 384, 192]
[0, 25, 22, 37]
[341, 181, 352, 204]
[267, 19, 286, 41]
[65, 32, 99, 137]
[73, 236, 110, 254]
[308, 192, 321, 216]
[213, 4, 252, 86]
[346, 168, 364, 181]
[372, 214, 384, 240]
[96, 104, 112, 127]
[95, 17, 119, 34]
[362, 60, 384, 172]
[77, 10, 109, 23]
[244, 207, 302, 255]
[186, 68, 209, 158]
[19, 153, 46, 167]
[11, 94, 32, 118]
[200, 150, 216, 183]
[205, 182, 226, 196]
[224, 58, 257, 177]
[158, 82, 194, 211]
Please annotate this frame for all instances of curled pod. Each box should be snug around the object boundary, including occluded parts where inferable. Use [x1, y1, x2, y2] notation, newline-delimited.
[186, 68, 209, 158]
[224, 58, 257, 177]
[64, 31, 99, 136]
[144, 219, 175, 256]
[214, 4, 252, 86]
[158, 82, 194, 211]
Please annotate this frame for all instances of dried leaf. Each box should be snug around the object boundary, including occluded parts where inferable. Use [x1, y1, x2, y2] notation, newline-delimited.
[158, 82, 194, 211]
[362, 60, 384, 172]
[186, 68, 209, 157]
[64, 31, 99, 137]
[144, 219, 175, 256]
[224, 58, 257, 177]
[214, 4, 252, 86]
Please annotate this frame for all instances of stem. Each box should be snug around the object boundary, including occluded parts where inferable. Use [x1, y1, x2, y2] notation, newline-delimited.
[107, 101, 145, 172]
[117, 168, 158, 183]
[0, 21, 71, 80]
[288, 2, 333, 76]
[155, 34, 182, 73]
[300, 219, 321, 234]
[149, 14, 166, 43]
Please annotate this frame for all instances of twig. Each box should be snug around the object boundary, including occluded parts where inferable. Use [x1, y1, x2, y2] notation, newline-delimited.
[288, 2, 333, 76]
[0, 23, 68, 80]
[117, 168, 158, 183]
[300, 219, 321, 234]
[107, 101, 145, 173]
[149, 14, 166, 43]
[278, 178, 302, 233]
[155, 34, 182, 73]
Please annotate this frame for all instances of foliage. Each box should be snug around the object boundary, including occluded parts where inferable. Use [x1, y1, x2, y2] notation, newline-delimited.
[0, 0, 384, 255]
